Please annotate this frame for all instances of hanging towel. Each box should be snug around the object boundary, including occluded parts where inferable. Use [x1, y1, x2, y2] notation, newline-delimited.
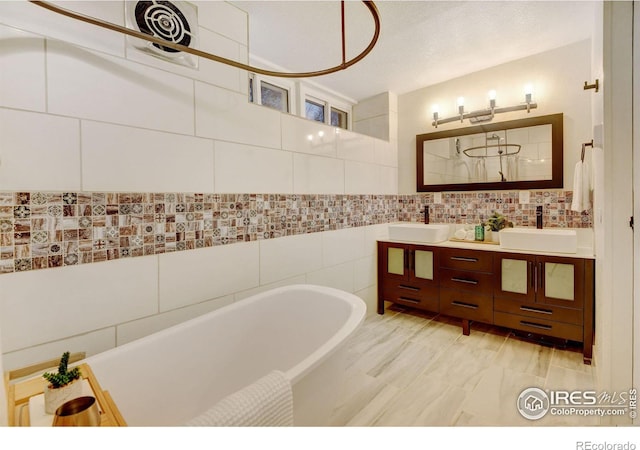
[185, 370, 293, 427]
[571, 159, 592, 212]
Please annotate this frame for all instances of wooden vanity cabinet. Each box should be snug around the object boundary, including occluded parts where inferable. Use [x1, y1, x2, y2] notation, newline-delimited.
[493, 252, 595, 364]
[377, 241, 439, 314]
[377, 239, 595, 365]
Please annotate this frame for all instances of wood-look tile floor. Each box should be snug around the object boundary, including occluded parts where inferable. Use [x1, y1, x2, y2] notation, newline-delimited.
[329, 305, 598, 427]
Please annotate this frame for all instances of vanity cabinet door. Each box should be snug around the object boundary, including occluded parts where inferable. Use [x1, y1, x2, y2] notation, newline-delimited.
[377, 241, 439, 314]
[493, 253, 537, 303]
[537, 256, 584, 309]
[494, 253, 583, 309]
[378, 242, 437, 285]
[380, 242, 410, 282]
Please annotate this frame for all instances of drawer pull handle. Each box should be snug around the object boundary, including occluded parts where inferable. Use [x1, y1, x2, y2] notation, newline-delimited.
[520, 306, 553, 315]
[451, 301, 478, 310]
[451, 256, 478, 262]
[399, 285, 420, 292]
[399, 297, 420, 304]
[520, 320, 552, 331]
[451, 277, 479, 285]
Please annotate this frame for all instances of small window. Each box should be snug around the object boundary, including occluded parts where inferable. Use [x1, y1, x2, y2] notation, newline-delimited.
[305, 99, 325, 123]
[331, 107, 348, 129]
[261, 81, 289, 113]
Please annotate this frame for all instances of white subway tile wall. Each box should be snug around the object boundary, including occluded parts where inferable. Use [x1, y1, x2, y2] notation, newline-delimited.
[81, 121, 215, 193]
[0, 27, 46, 112]
[293, 154, 346, 194]
[158, 241, 260, 311]
[0, 256, 158, 352]
[0, 110, 81, 191]
[214, 142, 293, 193]
[259, 232, 323, 285]
[47, 40, 195, 134]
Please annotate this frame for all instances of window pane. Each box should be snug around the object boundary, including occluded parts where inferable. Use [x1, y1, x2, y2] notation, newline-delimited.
[331, 107, 348, 129]
[248, 77, 254, 103]
[261, 81, 289, 113]
[305, 99, 325, 123]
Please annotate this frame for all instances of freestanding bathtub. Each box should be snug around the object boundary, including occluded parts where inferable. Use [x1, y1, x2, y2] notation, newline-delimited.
[84, 284, 366, 426]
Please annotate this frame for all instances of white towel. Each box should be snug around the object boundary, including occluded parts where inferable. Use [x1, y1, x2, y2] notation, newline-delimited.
[571, 160, 592, 212]
[185, 370, 293, 427]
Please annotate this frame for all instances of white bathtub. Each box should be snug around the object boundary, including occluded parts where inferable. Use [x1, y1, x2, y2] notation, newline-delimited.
[85, 284, 366, 426]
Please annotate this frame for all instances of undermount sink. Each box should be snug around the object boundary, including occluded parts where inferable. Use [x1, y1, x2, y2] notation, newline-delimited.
[499, 228, 578, 254]
[388, 223, 450, 243]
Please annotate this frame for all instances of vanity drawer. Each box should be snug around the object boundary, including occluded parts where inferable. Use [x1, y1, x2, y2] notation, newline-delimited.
[494, 297, 583, 325]
[440, 248, 493, 272]
[494, 311, 583, 342]
[381, 281, 439, 313]
[439, 268, 494, 295]
[440, 289, 493, 323]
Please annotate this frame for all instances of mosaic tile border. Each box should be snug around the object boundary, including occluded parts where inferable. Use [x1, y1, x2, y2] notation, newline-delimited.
[0, 190, 591, 275]
[398, 191, 592, 229]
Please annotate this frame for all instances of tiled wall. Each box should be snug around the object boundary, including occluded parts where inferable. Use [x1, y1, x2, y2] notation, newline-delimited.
[398, 190, 592, 228]
[0, 189, 591, 275]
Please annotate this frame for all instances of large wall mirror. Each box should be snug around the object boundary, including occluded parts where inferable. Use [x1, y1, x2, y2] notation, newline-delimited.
[417, 113, 563, 192]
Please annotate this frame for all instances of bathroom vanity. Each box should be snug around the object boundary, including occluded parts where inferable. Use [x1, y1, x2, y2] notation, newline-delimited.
[377, 235, 595, 364]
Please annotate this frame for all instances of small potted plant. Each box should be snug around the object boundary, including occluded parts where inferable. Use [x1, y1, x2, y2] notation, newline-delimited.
[485, 211, 514, 243]
[43, 351, 82, 414]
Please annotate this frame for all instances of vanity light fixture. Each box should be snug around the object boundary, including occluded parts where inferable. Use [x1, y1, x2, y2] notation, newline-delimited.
[457, 97, 465, 122]
[431, 104, 440, 126]
[432, 86, 538, 128]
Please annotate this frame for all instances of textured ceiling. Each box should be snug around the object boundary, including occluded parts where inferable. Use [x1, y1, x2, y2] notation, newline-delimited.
[231, 1, 597, 101]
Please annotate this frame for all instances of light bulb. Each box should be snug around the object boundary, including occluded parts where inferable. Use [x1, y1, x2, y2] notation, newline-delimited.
[524, 84, 534, 102]
[457, 96, 465, 107]
[488, 90, 496, 109]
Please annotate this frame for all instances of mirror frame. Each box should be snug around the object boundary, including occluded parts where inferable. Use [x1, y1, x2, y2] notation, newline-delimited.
[416, 113, 563, 192]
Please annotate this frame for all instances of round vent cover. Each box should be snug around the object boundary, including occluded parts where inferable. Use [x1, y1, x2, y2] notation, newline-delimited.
[126, 1, 199, 68]
[134, 1, 191, 53]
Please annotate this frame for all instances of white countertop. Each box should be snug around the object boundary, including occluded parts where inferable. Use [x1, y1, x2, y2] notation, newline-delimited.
[379, 223, 595, 259]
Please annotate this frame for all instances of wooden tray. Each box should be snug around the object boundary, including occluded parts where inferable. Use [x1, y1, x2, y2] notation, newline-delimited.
[6, 363, 126, 426]
[449, 238, 500, 245]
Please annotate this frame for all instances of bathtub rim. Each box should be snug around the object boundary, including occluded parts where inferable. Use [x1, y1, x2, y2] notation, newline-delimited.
[85, 283, 366, 386]
[275, 284, 366, 384]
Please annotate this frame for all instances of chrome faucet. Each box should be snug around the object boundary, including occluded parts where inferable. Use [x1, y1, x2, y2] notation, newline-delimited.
[536, 205, 543, 229]
[423, 205, 430, 224]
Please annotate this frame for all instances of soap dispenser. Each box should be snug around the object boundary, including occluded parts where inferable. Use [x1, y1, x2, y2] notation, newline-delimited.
[474, 218, 485, 241]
